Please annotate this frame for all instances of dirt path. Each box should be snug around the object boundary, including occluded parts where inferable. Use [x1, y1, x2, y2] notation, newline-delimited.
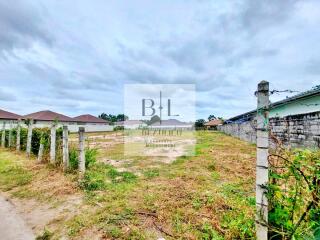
[0, 195, 35, 240]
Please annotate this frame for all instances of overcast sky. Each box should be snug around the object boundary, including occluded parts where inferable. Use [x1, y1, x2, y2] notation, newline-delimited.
[0, 0, 319, 119]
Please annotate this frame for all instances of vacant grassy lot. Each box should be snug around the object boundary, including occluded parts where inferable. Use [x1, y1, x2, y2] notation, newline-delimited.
[0, 131, 256, 239]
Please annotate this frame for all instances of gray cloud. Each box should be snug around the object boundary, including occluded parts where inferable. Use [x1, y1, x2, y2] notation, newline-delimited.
[0, 1, 53, 54]
[0, 89, 16, 101]
[240, 0, 299, 32]
[305, 58, 320, 75]
[0, 0, 319, 119]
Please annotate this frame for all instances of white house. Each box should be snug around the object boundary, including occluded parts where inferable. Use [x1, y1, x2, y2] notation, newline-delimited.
[0, 109, 22, 129]
[115, 120, 147, 129]
[23, 110, 78, 129]
[72, 114, 113, 132]
[22, 110, 113, 132]
[150, 119, 194, 130]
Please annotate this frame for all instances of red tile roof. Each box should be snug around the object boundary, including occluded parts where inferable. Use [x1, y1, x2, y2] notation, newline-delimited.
[0, 109, 21, 120]
[73, 114, 108, 123]
[204, 119, 223, 126]
[23, 110, 75, 122]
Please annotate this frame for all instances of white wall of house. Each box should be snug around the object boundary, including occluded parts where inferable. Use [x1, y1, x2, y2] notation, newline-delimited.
[114, 122, 147, 129]
[149, 124, 194, 130]
[0, 120, 20, 129]
[68, 124, 114, 132]
[0, 120, 113, 132]
[123, 124, 147, 129]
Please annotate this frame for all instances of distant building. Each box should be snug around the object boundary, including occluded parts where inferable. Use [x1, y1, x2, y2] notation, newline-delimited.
[73, 114, 113, 132]
[204, 119, 223, 130]
[150, 119, 193, 129]
[115, 120, 147, 129]
[22, 110, 113, 132]
[0, 109, 21, 129]
[224, 86, 320, 124]
[218, 86, 320, 147]
[23, 110, 77, 127]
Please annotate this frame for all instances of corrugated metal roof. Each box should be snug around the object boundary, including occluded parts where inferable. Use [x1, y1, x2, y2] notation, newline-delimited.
[0, 109, 21, 120]
[73, 114, 108, 123]
[226, 86, 320, 122]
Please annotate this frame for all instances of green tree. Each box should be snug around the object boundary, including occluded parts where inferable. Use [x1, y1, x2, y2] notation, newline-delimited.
[208, 115, 216, 121]
[195, 119, 205, 128]
[116, 114, 128, 121]
[98, 113, 117, 122]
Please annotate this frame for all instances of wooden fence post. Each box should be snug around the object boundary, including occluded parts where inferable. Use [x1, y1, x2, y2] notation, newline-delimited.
[1, 122, 5, 148]
[16, 119, 21, 151]
[256, 80, 269, 240]
[63, 125, 69, 172]
[78, 127, 85, 175]
[26, 120, 33, 157]
[8, 121, 12, 148]
[50, 123, 56, 164]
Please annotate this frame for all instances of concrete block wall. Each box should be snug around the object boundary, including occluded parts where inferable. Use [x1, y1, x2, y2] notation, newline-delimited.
[218, 121, 256, 143]
[218, 111, 320, 148]
[269, 111, 320, 148]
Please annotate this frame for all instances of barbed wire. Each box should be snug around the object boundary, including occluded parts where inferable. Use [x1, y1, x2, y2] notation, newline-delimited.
[269, 89, 300, 95]
[301, 103, 320, 106]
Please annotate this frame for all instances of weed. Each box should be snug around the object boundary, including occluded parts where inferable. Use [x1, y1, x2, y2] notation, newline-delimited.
[143, 168, 160, 178]
[79, 163, 137, 191]
[0, 159, 32, 191]
[69, 148, 98, 170]
[199, 222, 224, 240]
[36, 228, 53, 240]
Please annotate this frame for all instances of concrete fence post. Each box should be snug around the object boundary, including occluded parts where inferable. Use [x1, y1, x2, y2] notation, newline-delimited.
[8, 121, 12, 148]
[50, 124, 56, 164]
[38, 139, 44, 163]
[16, 119, 21, 151]
[1, 122, 5, 148]
[78, 127, 85, 175]
[256, 80, 269, 240]
[63, 125, 69, 172]
[26, 120, 33, 157]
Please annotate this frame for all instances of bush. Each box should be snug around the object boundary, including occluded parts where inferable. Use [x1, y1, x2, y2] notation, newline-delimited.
[114, 126, 124, 131]
[268, 149, 320, 239]
[68, 147, 98, 170]
[69, 148, 79, 170]
[3, 126, 63, 160]
[2, 128, 28, 150]
[31, 128, 51, 155]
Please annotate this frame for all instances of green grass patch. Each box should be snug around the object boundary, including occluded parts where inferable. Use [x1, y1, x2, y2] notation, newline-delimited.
[143, 168, 160, 179]
[79, 163, 137, 191]
[0, 158, 32, 191]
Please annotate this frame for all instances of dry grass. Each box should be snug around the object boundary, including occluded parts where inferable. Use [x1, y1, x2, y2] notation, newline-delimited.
[0, 131, 256, 239]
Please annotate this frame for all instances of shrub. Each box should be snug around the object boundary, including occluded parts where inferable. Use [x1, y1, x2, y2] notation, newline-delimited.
[114, 126, 124, 131]
[85, 148, 98, 167]
[68, 147, 98, 170]
[69, 148, 79, 170]
[268, 149, 320, 239]
[31, 128, 51, 156]
[3, 128, 28, 150]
